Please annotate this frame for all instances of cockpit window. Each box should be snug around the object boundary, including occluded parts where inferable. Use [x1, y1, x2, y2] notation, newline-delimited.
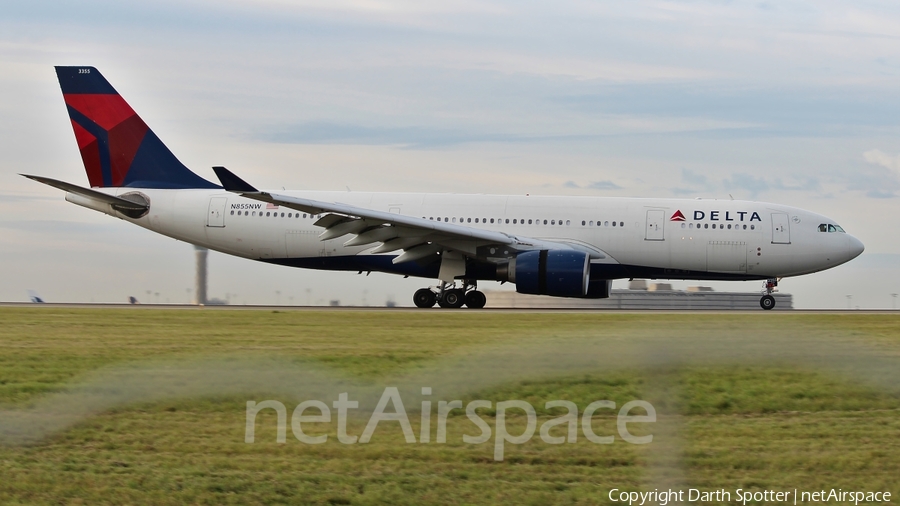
[819, 223, 846, 233]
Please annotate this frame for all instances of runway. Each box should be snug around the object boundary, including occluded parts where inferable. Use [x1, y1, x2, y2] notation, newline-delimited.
[0, 302, 896, 314]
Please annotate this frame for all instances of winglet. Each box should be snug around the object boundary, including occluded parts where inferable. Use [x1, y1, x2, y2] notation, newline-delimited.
[212, 166, 258, 192]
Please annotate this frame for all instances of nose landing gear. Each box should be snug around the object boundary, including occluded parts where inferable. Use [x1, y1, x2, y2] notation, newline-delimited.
[412, 281, 486, 309]
[760, 278, 778, 310]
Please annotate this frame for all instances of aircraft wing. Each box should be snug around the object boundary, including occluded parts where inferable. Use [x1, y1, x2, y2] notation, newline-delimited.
[213, 167, 600, 263]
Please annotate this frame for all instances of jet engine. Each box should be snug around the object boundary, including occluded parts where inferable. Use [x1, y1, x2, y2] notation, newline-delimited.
[511, 250, 590, 297]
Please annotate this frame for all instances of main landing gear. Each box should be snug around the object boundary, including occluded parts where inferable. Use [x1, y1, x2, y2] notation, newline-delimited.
[760, 278, 778, 310]
[413, 281, 486, 309]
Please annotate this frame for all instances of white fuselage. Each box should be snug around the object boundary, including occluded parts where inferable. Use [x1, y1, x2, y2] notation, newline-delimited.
[76, 188, 864, 282]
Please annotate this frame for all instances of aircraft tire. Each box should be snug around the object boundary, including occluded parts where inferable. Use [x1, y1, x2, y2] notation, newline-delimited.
[441, 289, 466, 309]
[465, 290, 487, 309]
[413, 288, 437, 308]
[760, 295, 776, 310]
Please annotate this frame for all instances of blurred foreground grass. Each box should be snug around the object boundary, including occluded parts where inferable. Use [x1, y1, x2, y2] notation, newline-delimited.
[0, 308, 898, 505]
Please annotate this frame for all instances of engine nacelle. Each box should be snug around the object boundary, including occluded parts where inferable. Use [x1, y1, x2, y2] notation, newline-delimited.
[514, 250, 590, 297]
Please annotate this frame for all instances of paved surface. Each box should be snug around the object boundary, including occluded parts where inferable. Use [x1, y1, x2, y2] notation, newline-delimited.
[0, 302, 896, 314]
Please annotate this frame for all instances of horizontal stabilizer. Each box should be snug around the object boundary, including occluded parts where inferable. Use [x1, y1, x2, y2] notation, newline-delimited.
[22, 174, 149, 211]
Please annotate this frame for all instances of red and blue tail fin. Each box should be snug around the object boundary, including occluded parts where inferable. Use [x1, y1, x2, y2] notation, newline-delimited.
[56, 66, 219, 189]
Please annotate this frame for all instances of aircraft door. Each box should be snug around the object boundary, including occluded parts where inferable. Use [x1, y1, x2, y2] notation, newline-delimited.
[645, 210, 665, 241]
[771, 213, 790, 244]
[207, 197, 227, 227]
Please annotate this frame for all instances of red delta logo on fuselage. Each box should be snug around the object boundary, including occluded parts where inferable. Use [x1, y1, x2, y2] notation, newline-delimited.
[671, 210, 762, 222]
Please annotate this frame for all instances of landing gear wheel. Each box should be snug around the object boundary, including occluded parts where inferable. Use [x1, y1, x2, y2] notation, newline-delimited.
[439, 289, 466, 309]
[760, 295, 775, 310]
[413, 288, 436, 308]
[465, 290, 487, 309]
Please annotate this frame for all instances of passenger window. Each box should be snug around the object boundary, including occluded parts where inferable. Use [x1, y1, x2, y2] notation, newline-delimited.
[566, 220, 570, 225]
[704, 224, 708, 229]
[490, 219, 495, 224]
[604, 221, 609, 226]
[620, 222, 624, 227]
[750, 225, 755, 230]
[743, 224, 747, 230]
[612, 221, 617, 227]
[505, 219, 510, 224]
[467, 218, 471, 223]
[475, 218, 479, 223]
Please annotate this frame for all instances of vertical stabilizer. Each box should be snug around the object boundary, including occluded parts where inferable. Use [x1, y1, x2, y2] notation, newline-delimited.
[56, 66, 219, 189]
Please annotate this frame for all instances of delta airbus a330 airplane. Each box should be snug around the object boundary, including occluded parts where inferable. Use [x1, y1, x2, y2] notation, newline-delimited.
[26, 67, 865, 309]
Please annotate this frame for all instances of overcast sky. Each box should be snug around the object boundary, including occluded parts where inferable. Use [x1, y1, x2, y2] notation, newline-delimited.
[2, 0, 899, 308]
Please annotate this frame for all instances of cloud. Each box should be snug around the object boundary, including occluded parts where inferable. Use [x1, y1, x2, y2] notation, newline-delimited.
[559, 180, 623, 191]
[586, 180, 623, 190]
[722, 173, 770, 198]
[844, 149, 900, 198]
[866, 189, 895, 199]
[863, 149, 900, 173]
[681, 168, 712, 189]
[720, 173, 823, 199]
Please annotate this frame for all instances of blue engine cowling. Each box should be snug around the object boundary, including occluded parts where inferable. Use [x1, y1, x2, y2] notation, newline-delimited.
[514, 250, 590, 297]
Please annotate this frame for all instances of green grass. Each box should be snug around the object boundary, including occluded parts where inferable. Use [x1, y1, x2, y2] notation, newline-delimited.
[0, 308, 898, 504]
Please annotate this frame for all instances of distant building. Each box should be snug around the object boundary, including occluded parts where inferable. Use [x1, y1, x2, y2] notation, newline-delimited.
[484, 283, 792, 310]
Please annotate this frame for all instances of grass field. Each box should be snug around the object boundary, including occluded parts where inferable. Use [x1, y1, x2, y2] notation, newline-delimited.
[0, 308, 898, 505]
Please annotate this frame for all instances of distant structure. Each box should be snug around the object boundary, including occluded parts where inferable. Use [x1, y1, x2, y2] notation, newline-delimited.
[194, 246, 208, 305]
[484, 282, 792, 310]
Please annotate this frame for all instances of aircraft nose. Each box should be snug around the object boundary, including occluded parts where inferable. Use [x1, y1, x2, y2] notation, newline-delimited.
[847, 235, 865, 259]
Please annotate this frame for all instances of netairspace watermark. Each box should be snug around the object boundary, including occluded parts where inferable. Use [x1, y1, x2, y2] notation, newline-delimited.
[609, 488, 892, 506]
[244, 387, 656, 461]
